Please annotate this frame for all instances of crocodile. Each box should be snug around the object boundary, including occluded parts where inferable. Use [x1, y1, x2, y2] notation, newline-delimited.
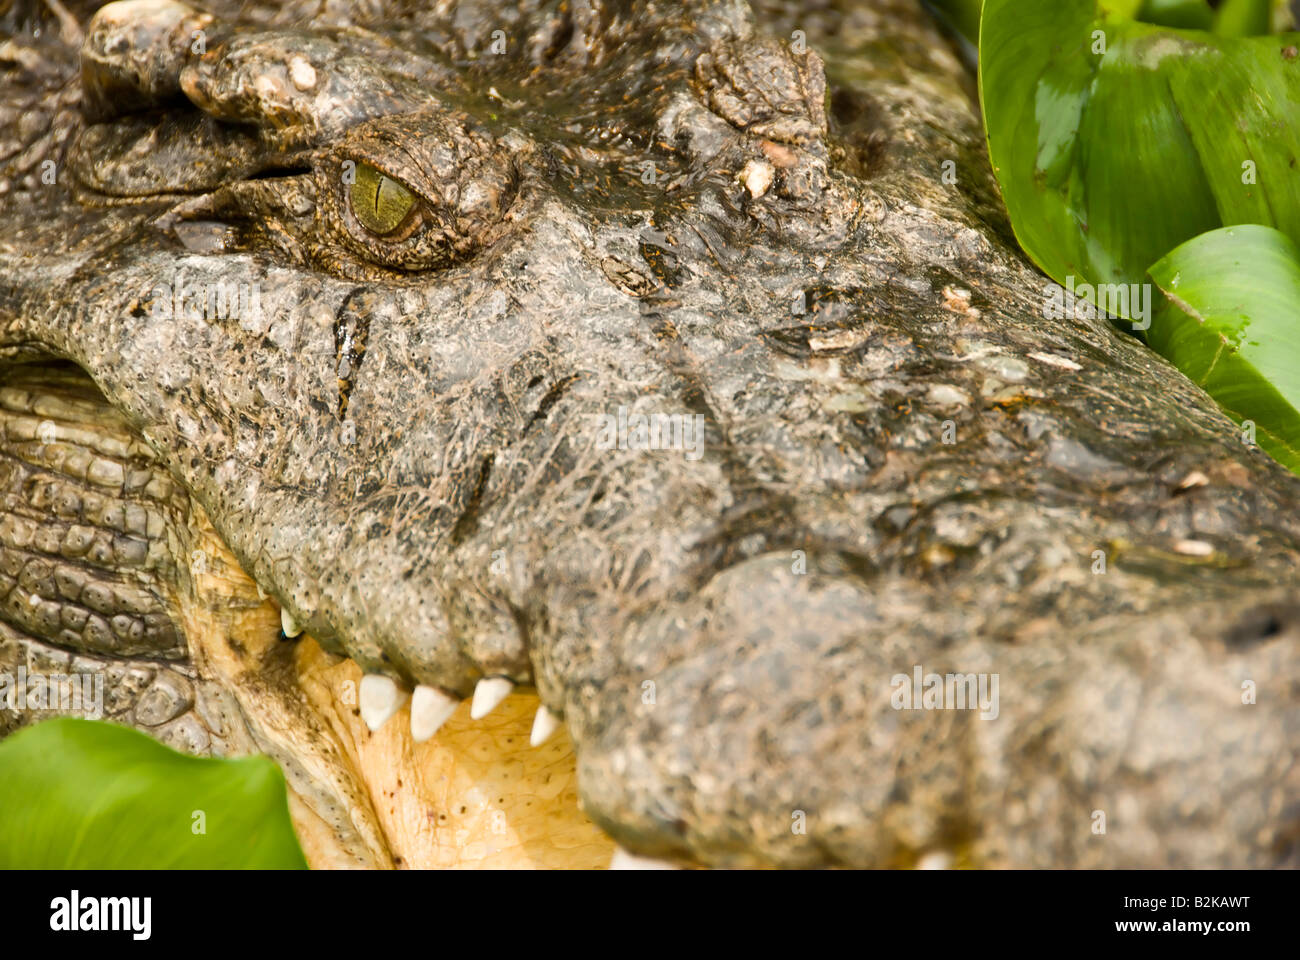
[1, 0, 1298, 870]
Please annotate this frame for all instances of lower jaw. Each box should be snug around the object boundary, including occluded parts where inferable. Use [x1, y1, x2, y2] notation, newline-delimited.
[290, 640, 614, 869]
[180, 515, 614, 869]
[1, 361, 612, 869]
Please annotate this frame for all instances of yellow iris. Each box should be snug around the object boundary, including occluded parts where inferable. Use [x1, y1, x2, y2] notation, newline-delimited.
[350, 162, 416, 235]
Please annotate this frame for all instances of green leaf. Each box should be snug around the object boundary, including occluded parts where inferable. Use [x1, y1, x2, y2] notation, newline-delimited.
[1139, 0, 1214, 31]
[927, 0, 984, 46]
[932, 0, 1284, 48]
[928, 1, 1282, 53]
[0, 718, 307, 869]
[979, 0, 1300, 294]
[1147, 225, 1300, 472]
[1213, 0, 1280, 37]
[978, 0, 1300, 474]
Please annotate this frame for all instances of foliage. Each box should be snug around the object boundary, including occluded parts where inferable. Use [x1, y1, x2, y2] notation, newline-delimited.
[0, 718, 307, 869]
[962, 0, 1300, 471]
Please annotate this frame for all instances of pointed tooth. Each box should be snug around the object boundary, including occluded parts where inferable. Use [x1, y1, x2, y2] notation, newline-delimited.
[410, 685, 459, 742]
[609, 847, 679, 870]
[470, 677, 513, 719]
[280, 607, 303, 638]
[359, 674, 406, 731]
[916, 850, 954, 870]
[529, 705, 559, 747]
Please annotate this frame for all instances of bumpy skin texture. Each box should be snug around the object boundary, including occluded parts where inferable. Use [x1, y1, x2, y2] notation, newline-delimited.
[0, 363, 244, 750]
[1, 0, 1299, 868]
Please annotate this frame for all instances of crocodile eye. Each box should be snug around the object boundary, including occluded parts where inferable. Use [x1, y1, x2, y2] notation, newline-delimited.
[350, 162, 416, 236]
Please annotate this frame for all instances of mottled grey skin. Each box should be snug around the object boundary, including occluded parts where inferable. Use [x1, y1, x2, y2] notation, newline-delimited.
[1, 0, 1299, 868]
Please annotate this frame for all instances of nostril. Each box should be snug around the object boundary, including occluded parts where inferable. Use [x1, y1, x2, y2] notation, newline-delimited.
[1224, 605, 1298, 647]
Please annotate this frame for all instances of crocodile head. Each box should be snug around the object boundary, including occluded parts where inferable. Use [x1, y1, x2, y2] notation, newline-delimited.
[2, 0, 1299, 869]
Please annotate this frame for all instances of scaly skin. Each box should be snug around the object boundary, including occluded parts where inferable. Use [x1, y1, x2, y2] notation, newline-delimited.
[1, 0, 1299, 868]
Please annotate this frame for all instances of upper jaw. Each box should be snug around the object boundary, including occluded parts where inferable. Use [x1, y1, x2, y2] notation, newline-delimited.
[9, 148, 1300, 870]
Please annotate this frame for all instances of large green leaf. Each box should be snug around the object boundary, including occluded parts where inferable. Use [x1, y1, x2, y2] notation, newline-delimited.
[1211, 0, 1275, 37]
[1139, 0, 1215, 31]
[0, 718, 307, 869]
[979, 0, 1300, 474]
[930, 0, 1281, 46]
[1147, 225, 1300, 472]
[927, 0, 984, 46]
[979, 0, 1300, 294]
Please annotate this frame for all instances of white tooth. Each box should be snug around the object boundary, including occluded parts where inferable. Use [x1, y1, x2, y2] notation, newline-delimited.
[609, 847, 679, 870]
[916, 850, 954, 870]
[470, 677, 513, 719]
[280, 607, 303, 638]
[529, 705, 560, 747]
[359, 674, 406, 731]
[410, 685, 459, 742]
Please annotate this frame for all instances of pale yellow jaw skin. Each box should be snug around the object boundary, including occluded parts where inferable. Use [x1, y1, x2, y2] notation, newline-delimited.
[293, 644, 614, 869]
[180, 510, 614, 870]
